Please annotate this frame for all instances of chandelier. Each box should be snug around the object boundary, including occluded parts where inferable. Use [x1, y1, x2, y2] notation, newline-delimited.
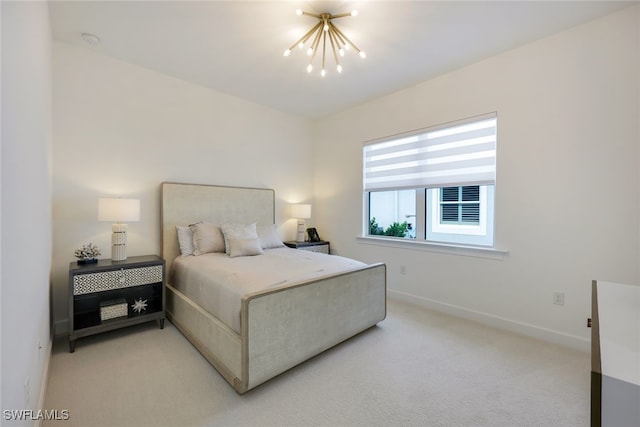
[283, 9, 366, 77]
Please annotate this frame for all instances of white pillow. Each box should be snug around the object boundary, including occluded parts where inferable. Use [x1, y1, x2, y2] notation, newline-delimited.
[256, 224, 285, 249]
[220, 223, 258, 255]
[176, 225, 194, 256]
[227, 238, 264, 258]
[189, 222, 225, 255]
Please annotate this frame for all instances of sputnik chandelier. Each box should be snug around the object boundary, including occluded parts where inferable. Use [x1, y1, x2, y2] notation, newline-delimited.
[284, 8, 365, 76]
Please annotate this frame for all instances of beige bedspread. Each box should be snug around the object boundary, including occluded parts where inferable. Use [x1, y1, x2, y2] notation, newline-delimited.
[172, 247, 366, 334]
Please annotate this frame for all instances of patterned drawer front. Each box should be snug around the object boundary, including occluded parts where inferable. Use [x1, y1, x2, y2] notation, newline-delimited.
[73, 265, 163, 296]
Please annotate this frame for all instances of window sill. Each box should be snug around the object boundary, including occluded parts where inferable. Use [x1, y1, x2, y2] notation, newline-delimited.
[356, 236, 508, 260]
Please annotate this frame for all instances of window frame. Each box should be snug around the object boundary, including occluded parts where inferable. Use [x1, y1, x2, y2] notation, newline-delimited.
[364, 185, 494, 246]
[362, 113, 498, 250]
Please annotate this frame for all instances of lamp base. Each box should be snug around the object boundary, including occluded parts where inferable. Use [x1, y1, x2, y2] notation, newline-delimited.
[296, 220, 306, 242]
[111, 223, 128, 261]
[111, 244, 127, 261]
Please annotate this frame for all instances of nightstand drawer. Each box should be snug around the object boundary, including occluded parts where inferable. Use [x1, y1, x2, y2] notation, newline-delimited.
[298, 245, 329, 254]
[73, 265, 163, 295]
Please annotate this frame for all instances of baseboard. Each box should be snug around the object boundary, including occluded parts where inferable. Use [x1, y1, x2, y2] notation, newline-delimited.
[53, 319, 68, 337]
[34, 334, 53, 427]
[388, 289, 590, 353]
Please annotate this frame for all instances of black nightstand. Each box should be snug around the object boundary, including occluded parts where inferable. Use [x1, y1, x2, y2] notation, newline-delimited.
[68, 255, 165, 352]
[284, 241, 330, 254]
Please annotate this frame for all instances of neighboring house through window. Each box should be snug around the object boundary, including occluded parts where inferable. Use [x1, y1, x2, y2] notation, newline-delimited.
[363, 113, 497, 247]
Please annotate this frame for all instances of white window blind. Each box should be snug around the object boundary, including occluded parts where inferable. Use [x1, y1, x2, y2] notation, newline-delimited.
[363, 113, 497, 191]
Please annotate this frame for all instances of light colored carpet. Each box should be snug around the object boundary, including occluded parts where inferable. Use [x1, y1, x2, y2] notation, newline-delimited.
[43, 298, 589, 426]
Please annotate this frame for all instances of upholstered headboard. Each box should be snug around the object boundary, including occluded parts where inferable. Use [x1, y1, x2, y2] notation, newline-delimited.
[160, 182, 275, 281]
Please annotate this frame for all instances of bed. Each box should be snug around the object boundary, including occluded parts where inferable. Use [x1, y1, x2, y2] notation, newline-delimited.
[161, 182, 387, 394]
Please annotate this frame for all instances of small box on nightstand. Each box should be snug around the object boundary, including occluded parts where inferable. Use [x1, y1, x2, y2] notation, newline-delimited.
[99, 299, 128, 321]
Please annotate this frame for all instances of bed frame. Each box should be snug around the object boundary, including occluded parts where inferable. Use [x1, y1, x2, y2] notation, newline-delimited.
[161, 182, 387, 393]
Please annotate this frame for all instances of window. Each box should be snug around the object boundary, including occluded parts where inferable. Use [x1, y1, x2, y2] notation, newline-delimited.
[363, 114, 496, 247]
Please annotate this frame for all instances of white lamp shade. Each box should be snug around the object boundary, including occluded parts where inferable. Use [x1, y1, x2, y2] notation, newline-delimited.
[289, 204, 311, 219]
[98, 198, 140, 222]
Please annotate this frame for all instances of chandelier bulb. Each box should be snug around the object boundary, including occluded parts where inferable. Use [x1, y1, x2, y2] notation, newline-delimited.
[339, 48, 345, 57]
[351, 10, 359, 16]
[321, 69, 326, 77]
[298, 42, 304, 49]
[284, 49, 291, 57]
[307, 64, 313, 73]
[337, 64, 343, 73]
[359, 51, 367, 59]
[307, 47, 313, 56]
[296, 9, 303, 16]
[323, 24, 329, 32]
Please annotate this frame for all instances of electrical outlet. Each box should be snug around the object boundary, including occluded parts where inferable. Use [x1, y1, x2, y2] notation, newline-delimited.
[553, 292, 565, 306]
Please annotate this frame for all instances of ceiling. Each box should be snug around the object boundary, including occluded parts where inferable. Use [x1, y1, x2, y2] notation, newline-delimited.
[49, 1, 634, 119]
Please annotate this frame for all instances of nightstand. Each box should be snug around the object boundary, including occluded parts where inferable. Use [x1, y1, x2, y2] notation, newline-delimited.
[284, 241, 330, 254]
[68, 255, 165, 352]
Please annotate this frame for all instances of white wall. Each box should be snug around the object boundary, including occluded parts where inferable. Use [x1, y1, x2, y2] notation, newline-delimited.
[1, 0, 53, 420]
[313, 6, 640, 350]
[51, 43, 314, 331]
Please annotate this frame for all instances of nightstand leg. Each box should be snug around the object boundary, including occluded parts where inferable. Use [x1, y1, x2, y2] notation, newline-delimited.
[69, 340, 76, 353]
[159, 318, 165, 329]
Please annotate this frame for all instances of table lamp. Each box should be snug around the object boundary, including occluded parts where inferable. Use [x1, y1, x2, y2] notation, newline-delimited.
[98, 198, 140, 261]
[289, 204, 311, 242]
